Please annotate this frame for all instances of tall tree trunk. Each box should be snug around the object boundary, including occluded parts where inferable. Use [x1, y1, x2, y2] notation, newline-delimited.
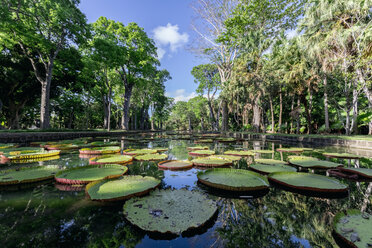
[188, 117, 192, 131]
[201, 118, 204, 131]
[122, 83, 133, 130]
[207, 101, 217, 131]
[278, 89, 283, 132]
[290, 96, 294, 133]
[351, 84, 359, 134]
[252, 97, 261, 133]
[269, 95, 275, 133]
[358, 69, 372, 134]
[296, 97, 300, 134]
[345, 108, 351, 136]
[301, 94, 313, 134]
[323, 76, 330, 132]
[40, 81, 51, 129]
[221, 100, 228, 131]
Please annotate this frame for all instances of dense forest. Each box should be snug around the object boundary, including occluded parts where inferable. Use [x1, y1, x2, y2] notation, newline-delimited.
[0, 0, 371, 135]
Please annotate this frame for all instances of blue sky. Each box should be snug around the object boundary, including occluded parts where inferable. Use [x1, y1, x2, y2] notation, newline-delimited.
[79, 0, 202, 102]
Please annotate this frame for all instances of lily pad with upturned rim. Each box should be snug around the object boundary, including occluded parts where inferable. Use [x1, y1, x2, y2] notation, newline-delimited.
[255, 159, 288, 165]
[89, 155, 133, 165]
[289, 159, 343, 169]
[249, 163, 297, 175]
[135, 153, 168, 161]
[276, 148, 304, 153]
[123, 149, 157, 156]
[86, 175, 160, 201]
[333, 209, 372, 248]
[1, 150, 61, 160]
[0, 165, 61, 185]
[194, 139, 214, 144]
[192, 157, 233, 167]
[123, 189, 217, 235]
[186, 146, 209, 151]
[79, 146, 121, 155]
[158, 160, 193, 170]
[209, 155, 242, 161]
[268, 172, 348, 193]
[323, 153, 361, 159]
[328, 167, 372, 181]
[153, 147, 168, 152]
[188, 150, 215, 157]
[197, 168, 269, 192]
[248, 150, 274, 154]
[55, 164, 128, 184]
[224, 150, 255, 157]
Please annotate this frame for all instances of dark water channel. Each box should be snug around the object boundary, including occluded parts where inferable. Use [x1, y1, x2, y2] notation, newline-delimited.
[0, 133, 371, 248]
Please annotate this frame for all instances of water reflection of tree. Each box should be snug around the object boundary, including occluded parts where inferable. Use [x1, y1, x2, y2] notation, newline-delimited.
[217, 182, 371, 248]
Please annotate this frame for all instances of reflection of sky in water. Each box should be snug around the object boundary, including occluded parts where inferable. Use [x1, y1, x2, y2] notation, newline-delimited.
[162, 168, 200, 190]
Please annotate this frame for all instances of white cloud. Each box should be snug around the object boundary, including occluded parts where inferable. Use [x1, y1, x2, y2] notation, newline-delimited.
[167, 89, 197, 102]
[286, 29, 298, 39]
[153, 23, 189, 59]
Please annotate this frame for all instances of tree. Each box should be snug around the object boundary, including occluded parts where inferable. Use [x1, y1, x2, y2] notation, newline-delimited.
[191, 64, 221, 130]
[0, 0, 89, 129]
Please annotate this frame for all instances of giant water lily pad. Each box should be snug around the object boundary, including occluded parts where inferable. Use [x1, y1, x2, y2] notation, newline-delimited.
[135, 153, 167, 161]
[249, 164, 297, 175]
[123, 189, 217, 235]
[187, 146, 208, 151]
[192, 157, 233, 167]
[45, 144, 78, 150]
[287, 156, 318, 161]
[224, 150, 255, 157]
[0, 143, 18, 149]
[79, 146, 120, 155]
[268, 172, 348, 193]
[88, 141, 120, 147]
[1, 150, 61, 161]
[333, 209, 372, 248]
[123, 149, 157, 156]
[89, 155, 133, 165]
[248, 150, 274, 154]
[276, 148, 304, 153]
[0, 165, 61, 185]
[153, 147, 168, 152]
[86, 175, 160, 201]
[194, 139, 214, 144]
[55, 164, 127, 184]
[329, 167, 372, 181]
[188, 150, 215, 157]
[289, 159, 342, 169]
[216, 137, 236, 142]
[255, 159, 287, 165]
[323, 153, 361, 159]
[158, 160, 193, 170]
[197, 168, 269, 191]
[209, 155, 242, 162]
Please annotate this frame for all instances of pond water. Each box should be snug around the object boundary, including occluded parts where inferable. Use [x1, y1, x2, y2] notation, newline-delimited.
[0, 133, 371, 248]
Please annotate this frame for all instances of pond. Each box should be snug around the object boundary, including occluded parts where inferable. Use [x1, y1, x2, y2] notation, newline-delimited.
[0, 133, 371, 248]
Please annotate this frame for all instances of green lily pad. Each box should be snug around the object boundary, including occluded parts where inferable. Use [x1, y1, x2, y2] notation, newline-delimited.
[79, 146, 120, 155]
[268, 172, 348, 193]
[135, 153, 168, 161]
[88, 141, 120, 147]
[86, 175, 160, 201]
[337, 167, 372, 179]
[0, 143, 18, 149]
[255, 159, 287, 165]
[1, 150, 61, 160]
[45, 144, 78, 150]
[249, 164, 297, 175]
[248, 150, 274, 154]
[0, 165, 61, 185]
[194, 139, 214, 143]
[55, 164, 128, 184]
[10, 155, 60, 164]
[123, 149, 157, 156]
[323, 153, 361, 159]
[187, 146, 209, 151]
[89, 155, 133, 165]
[216, 137, 236, 142]
[158, 160, 193, 170]
[188, 150, 215, 156]
[287, 156, 318, 161]
[123, 189, 217, 235]
[276, 148, 304, 153]
[192, 157, 233, 167]
[153, 147, 168, 152]
[224, 150, 255, 156]
[289, 159, 342, 169]
[197, 168, 269, 191]
[209, 155, 242, 161]
[333, 209, 372, 248]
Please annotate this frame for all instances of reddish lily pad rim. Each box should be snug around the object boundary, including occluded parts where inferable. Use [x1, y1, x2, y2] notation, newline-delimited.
[158, 160, 193, 170]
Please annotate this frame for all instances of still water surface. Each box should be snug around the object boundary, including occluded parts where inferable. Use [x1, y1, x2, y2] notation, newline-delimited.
[0, 134, 371, 248]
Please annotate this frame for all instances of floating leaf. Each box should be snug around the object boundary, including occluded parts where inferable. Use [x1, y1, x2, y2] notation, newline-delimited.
[55, 164, 127, 184]
[197, 168, 269, 191]
[86, 175, 160, 201]
[192, 157, 232, 167]
[0, 165, 61, 185]
[123, 149, 157, 156]
[224, 150, 255, 156]
[79, 146, 120, 155]
[187, 146, 209, 151]
[323, 153, 361, 159]
[249, 163, 297, 175]
[158, 160, 193, 170]
[188, 150, 215, 156]
[123, 189, 217, 235]
[89, 155, 133, 165]
[135, 153, 167, 161]
[255, 159, 287, 165]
